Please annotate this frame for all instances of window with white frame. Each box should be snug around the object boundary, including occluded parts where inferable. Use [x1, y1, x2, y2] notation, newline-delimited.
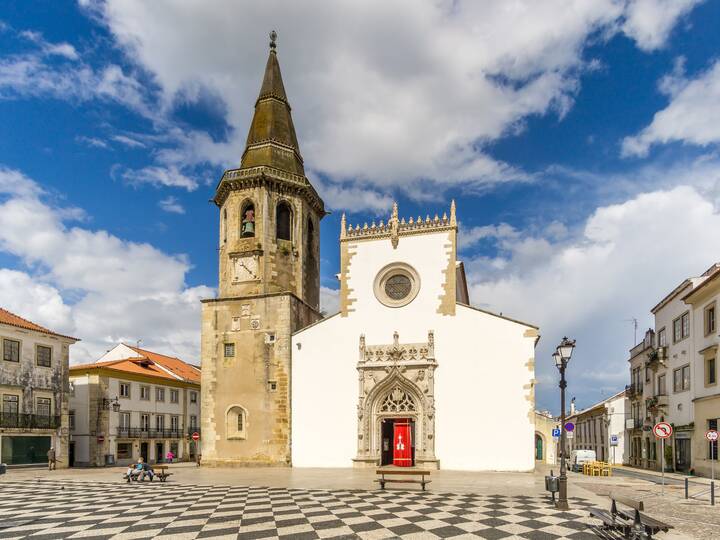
[707, 356, 717, 386]
[171, 415, 179, 431]
[120, 412, 131, 429]
[140, 385, 150, 400]
[156, 387, 165, 402]
[170, 389, 179, 403]
[705, 303, 716, 336]
[189, 415, 197, 429]
[3, 394, 19, 414]
[190, 391, 197, 403]
[36, 397, 51, 416]
[657, 328, 667, 347]
[156, 414, 165, 431]
[141, 414, 150, 431]
[673, 312, 690, 343]
[224, 343, 235, 357]
[658, 373, 666, 395]
[119, 382, 130, 398]
[673, 365, 690, 392]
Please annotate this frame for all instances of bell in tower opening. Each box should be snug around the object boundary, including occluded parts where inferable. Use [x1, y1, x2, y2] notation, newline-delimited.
[200, 30, 325, 467]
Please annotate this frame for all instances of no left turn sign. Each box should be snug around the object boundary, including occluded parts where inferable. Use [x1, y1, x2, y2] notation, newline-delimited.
[653, 422, 673, 439]
[706, 430, 719, 442]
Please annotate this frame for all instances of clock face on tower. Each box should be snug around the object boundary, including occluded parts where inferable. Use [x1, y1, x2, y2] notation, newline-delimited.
[232, 255, 258, 282]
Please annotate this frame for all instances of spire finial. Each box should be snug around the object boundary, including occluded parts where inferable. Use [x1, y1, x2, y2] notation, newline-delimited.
[450, 199, 457, 226]
[340, 213, 347, 239]
[269, 30, 277, 50]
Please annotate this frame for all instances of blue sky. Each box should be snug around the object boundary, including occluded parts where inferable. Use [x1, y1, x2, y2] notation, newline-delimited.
[1, 1, 720, 413]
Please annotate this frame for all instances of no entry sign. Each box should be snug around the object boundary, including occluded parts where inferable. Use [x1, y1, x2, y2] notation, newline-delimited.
[653, 422, 672, 439]
[192, 432, 200, 441]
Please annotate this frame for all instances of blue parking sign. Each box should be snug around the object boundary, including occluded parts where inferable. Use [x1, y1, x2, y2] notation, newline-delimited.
[552, 428, 561, 438]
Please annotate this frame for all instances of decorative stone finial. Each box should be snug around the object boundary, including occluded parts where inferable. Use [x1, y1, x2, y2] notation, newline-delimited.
[269, 30, 278, 50]
[450, 199, 457, 226]
[390, 202, 399, 249]
[340, 213, 346, 239]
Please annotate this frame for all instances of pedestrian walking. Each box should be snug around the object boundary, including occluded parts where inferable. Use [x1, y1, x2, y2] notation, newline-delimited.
[166, 450, 174, 463]
[47, 447, 56, 471]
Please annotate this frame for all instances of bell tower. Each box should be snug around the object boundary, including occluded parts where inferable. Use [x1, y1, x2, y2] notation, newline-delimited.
[200, 31, 325, 466]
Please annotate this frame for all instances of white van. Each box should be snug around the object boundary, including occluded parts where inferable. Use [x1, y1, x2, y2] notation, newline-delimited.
[570, 449, 596, 471]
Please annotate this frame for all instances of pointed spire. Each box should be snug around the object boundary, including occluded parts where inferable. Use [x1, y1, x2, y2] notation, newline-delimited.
[450, 199, 457, 226]
[340, 213, 347, 239]
[240, 30, 304, 175]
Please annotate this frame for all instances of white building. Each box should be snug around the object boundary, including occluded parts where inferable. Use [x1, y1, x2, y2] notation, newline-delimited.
[567, 390, 629, 465]
[291, 204, 539, 471]
[625, 262, 720, 476]
[69, 344, 201, 467]
[0, 308, 79, 467]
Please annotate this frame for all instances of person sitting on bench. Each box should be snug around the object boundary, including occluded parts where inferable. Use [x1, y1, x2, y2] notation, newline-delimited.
[140, 462, 154, 481]
[125, 458, 145, 482]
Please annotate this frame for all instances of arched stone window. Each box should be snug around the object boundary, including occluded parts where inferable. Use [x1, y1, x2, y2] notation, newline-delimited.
[226, 405, 247, 440]
[240, 201, 255, 238]
[276, 201, 292, 241]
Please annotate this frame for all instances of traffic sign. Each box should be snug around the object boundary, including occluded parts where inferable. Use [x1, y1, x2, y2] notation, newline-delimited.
[564, 422, 575, 432]
[567, 431, 574, 439]
[192, 432, 200, 441]
[653, 422, 672, 439]
[552, 428, 561, 438]
[706, 430, 719, 442]
[610, 435, 619, 446]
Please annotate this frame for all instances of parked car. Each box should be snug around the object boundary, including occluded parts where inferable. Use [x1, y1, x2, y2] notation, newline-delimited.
[570, 449, 596, 472]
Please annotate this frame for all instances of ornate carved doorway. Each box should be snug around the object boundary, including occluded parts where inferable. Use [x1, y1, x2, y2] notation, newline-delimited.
[354, 331, 439, 469]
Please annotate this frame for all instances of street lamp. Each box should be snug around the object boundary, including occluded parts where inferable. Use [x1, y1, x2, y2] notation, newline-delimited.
[554, 336, 575, 510]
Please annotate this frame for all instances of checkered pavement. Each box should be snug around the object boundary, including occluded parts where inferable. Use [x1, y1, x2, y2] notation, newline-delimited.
[0, 478, 615, 539]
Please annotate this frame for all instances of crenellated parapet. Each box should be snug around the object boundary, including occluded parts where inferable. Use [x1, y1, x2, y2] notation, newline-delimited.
[340, 201, 456, 246]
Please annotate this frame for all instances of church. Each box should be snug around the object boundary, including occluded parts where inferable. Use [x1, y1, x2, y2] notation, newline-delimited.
[200, 34, 539, 471]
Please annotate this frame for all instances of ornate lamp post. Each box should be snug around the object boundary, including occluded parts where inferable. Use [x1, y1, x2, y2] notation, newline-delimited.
[554, 337, 575, 510]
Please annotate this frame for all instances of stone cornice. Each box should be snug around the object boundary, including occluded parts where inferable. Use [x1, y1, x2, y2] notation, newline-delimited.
[213, 165, 325, 214]
[358, 331, 435, 366]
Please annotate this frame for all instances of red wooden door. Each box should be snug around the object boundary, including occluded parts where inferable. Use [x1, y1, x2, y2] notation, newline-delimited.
[392, 420, 413, 467]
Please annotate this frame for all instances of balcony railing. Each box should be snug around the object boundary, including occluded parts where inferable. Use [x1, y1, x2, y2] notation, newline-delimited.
[0, 413, 61, 429]
[116, 427, 184, 439]
[625, 383, 643, 399]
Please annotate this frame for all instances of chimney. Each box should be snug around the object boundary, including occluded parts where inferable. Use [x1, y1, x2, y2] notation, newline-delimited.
[570, 397, 576, 415]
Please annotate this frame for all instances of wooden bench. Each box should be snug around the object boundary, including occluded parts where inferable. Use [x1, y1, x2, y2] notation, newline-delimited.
[589, 493, 672, 539]
[375, 468, 431, 491]
[154, 465, 172, 482]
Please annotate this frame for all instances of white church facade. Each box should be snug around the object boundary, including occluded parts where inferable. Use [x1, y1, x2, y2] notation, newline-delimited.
[292, 204, 539, 471]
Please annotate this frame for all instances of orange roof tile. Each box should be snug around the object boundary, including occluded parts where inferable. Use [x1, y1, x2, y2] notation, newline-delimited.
[0, 307, 79, 341]
[70, 357, 198, 385]
[125, 345, 201, 384]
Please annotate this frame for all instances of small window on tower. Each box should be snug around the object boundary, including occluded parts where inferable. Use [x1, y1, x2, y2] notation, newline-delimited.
[240, 201, 255, 238]
[276, 202, 292, 241]
[223, 208, 228, 244]
[307, 218, 314, 253]
[224, 343, 235, 357]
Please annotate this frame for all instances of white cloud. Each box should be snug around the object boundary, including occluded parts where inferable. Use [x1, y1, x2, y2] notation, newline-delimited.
[320, 286, 340, 316]
[76, 135, 109, 149]
[19, 29, 80, 60]
[623, 60, 720, 157]
[73, 0, 698, 201]
[0, 269, 73, 333]
[158, 195, 185, 214]
[112, 134, 146, 148]
[0, 166, 212, 363]
[621, 0, 700, 51]
[465, 184, 720, 409]
[119, 165, 198, 191]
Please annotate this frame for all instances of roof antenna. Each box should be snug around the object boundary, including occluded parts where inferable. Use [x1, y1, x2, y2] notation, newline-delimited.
[269, 30, 277, 50]
[136, 339, 143, 350]
[624, 318, 638, 346]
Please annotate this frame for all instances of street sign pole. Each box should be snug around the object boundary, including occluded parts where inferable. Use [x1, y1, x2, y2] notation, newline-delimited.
[661, 437, 664, 496]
